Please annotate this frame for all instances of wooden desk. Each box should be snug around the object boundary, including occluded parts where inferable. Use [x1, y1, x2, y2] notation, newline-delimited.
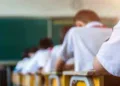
[0, 61, 18, 86]
[63, 71, 120, 86]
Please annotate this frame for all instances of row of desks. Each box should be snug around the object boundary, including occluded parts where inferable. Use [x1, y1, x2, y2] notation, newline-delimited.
[0, 61, 18, 86]
[0, 61, 120, 86]
[12, 70, 120, 86]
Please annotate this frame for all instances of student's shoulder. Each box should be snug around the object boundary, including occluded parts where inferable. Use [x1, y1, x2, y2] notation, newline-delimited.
[69, 26, 84, 31]
[33, 49, 45, 56]
[53, 45, 61, 49]
[35, 49, 41, 54]
[18, 58, 29, 63]
[23, 57, 29, 61]
[68, 26, 84, 35]
[33, 49, 50, 58]
[52, 45, 61, 52]
[36, 49, 50, 54]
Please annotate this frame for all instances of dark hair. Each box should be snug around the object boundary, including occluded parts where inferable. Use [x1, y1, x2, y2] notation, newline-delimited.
[60, 26, 72, 43]
[22, 47, 38, 59]
[28, 47, 38, 53]
[74, 10, 100, 24]
[39, 37, 53, 49]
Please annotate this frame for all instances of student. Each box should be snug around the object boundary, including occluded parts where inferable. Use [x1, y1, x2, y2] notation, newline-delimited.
[93, 21, 120, 77]
[55, 10, 112, 72]
[14, 47, 38, 73]
[21, 38, 53, 74]
[60, 26, 74, 71]
[43, 26, 74, 73]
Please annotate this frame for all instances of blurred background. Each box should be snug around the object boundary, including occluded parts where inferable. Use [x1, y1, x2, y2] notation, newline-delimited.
[0, 0, 118, 61]
[0, 0, 119, 86]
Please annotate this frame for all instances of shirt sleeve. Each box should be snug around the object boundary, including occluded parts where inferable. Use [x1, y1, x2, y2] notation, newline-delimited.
[37, 51, 50, 68]
[58, 29, 74, 62]
[14, 61, 23, 72]
[66, 58, 74, 64]
[97, 25, 120, 76]
[21, 56, 38, 74]
[43, 57, 52, 73]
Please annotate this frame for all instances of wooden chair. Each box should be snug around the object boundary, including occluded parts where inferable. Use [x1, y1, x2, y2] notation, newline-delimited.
[43, 73, 50, 86]
[63, 70, 120, 86]
[46, 72, 62, 86]
[21, 74, 30, 86]
[21, 74, 43, 86]
[12, 72, 22, 86]
[35, 74, 43, 86]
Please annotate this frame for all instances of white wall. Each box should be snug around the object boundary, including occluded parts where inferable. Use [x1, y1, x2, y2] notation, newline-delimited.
[74, 0, 120, 18]
[0, 0, 120, 18]
[0, 0, 76, 17]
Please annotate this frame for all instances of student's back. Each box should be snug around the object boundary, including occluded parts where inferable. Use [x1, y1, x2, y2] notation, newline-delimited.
[68, 25, 112, 71]
[94, 21, 120, 77]
[21, 38, 53, 74]
[14, 47, 37, 73]
[44, 44, 74, 72]
[44, 26, 74, 72]
[43, 45, 61, 72]
[56, 10, 112, 72]
[22, 49, 51, 74]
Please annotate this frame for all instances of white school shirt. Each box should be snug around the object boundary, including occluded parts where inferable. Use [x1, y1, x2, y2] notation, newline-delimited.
[14, 58, 30, 73]
[58, 22, 112, 72]
[97, 21, 120, 77]
[44, 45, 74, 73]
[43, 45, 61, 72]
[21, 49, 50, 74]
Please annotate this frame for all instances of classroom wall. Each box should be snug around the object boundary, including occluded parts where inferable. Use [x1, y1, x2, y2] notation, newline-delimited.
[0, 0, 120, 18]
[0, 0, 119, 60]
[0, 0, 75, 17]
[73, 0, 120, 18]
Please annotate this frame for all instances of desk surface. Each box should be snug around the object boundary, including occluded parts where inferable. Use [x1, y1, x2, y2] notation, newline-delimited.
[63, 70, 101, 76]
[0, 61, 18, 66]
[43, 72, 62, 75]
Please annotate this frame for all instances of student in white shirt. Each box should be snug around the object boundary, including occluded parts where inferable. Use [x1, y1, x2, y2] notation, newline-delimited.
[60, 26, 74, 71]
[55, 10, 112, 72]
[21, 38, 53, 74]
[43, 45, 61, 72]
[14, 47, 38, 73]
[93, 21, 120, 77]
[93, 21, 120, 86]
[43, 26, 74, 73]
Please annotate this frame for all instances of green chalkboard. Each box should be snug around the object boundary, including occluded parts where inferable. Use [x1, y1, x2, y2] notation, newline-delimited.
[52, 18, 73, 45]
[52, 24, 66, 44]
[0, 17, 48, 60]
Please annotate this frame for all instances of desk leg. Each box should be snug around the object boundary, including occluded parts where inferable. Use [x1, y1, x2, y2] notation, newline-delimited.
[70, 76, 93, 86]
[6, 66, 11, 86]
[49, 75, 60, 86]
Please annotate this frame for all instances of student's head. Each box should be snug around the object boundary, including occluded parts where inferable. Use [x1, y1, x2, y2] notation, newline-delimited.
[28, 47, 38, 57]
[22, 47, 38, 59]
[74, 10, 100, 27]
[60, 26, 72, 43]
[39, 37, 53, 49]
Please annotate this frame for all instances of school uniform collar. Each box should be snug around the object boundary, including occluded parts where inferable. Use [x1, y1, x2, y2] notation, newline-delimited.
[85, 21, 103, 28]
